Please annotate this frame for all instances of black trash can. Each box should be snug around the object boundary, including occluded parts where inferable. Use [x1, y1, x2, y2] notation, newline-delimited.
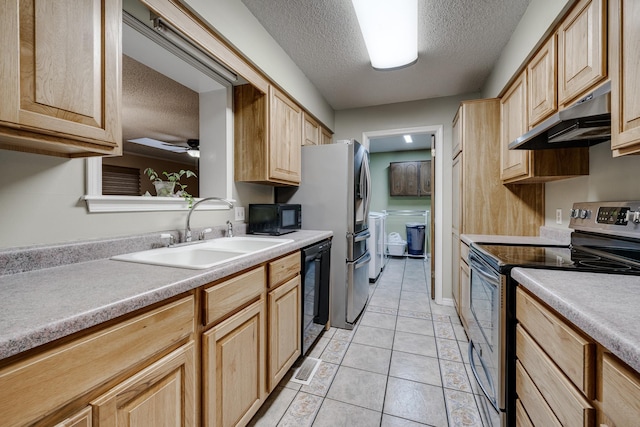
[406, 223, 426, 256]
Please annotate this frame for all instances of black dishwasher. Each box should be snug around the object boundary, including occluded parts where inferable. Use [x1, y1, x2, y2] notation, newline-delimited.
[301, 239, 331, 355]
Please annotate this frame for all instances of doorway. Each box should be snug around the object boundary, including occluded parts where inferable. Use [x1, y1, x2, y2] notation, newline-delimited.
[361, 125, 444, 304]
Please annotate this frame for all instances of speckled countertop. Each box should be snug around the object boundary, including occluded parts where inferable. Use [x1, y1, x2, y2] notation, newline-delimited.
[461, 226, 572, 246]
[0, 230, 332, 361]
[512, 268, 640, 373]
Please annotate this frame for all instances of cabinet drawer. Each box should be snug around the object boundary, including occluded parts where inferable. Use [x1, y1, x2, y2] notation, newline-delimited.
[602, 353, 640, 426]
[516, 325, 594, 427]
[460, 241, 469, 265]
[0, 295, 194, 426]
[515, 360, 562, 427]
[268, 251, 300, 288]
[516, 287, 595, 397]
[515, 398, 534, 427]
[204, 266, 265, 325]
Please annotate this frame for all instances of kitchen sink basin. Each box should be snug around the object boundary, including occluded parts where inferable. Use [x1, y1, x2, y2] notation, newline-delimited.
[111, 236, 294, 269]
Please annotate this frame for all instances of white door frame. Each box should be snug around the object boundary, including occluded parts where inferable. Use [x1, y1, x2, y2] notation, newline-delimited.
[361, 125, 445, 304]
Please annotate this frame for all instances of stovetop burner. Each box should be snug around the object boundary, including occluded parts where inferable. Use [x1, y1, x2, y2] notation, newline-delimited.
[472, 201, 640, 276]
[473, 244, 640, 275]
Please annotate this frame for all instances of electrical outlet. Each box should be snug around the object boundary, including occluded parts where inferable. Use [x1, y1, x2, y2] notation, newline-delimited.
[234, 206, 245, 221]
[556, 208, 562, 224]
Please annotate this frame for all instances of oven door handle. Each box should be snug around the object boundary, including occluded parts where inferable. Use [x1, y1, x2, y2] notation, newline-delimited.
[469, 257, 500, 285]
[468, 341, 499, 412]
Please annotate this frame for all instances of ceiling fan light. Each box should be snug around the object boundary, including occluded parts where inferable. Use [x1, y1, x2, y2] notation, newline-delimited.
[187, 148, 200, 158]
[352, 0, 418, 70]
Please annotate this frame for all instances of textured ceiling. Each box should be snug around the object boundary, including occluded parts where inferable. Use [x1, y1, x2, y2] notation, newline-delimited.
[241, 0, 531, 110]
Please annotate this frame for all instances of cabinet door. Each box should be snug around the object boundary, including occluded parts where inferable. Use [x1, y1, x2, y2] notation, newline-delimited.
[418, 160, 432, 196]
[528, 35, 557, 127]
[321, 127, 333, 145]
[92, 342, 197, 427]
[610, 0, 640, 156]
[270, 86, 302, 184]
[303, 113, 320, 145]
[451, 233, 460, 311]
[452, 107, 462, 158]
[557, 0, 607, 106]
[389, 161, 419, 196]
[451, 155, 462, 233]
[268, 276, 301, 391]
[459, 257, 470, 331]
[500, 72, 530, 182]
[203, 299, 266, 427]
[0, 0, 121, 157]
[55, 407, 93, 427]
[602, 353, 640, 427]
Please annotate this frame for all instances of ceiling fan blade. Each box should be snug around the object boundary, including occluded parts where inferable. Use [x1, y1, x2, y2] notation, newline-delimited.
[128, 137, 189, 153]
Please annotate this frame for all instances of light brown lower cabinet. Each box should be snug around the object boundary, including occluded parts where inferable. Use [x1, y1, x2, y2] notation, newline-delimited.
[202, 299, 266, 427]
[0, 250, 304, 427]
[54, 407, 93, 427]
[268, 275, 302, 391]
[601, 353, 640, 427]
[515, 285, 640, 426]
[91, 342, 197, 426]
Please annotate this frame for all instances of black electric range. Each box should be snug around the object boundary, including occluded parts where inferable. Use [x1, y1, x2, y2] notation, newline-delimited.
[473, 201, 640, 275]
[466, 201, 640, 427]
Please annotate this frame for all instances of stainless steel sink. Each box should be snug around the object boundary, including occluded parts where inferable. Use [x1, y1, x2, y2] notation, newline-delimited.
[111, 236, 294, 269]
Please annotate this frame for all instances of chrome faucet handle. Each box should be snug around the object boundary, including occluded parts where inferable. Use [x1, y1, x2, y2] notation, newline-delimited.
[226, 221, 234, 238]
[199, 228, 212, 240]
[160, 233, 175, 247]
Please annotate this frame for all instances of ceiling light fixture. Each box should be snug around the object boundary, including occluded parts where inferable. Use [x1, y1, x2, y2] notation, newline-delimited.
[351, 0, 418, 70]
[404, 135, 413, 143]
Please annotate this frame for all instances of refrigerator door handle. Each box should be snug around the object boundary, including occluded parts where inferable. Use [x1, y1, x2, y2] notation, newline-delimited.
[362, 151, 372, 219]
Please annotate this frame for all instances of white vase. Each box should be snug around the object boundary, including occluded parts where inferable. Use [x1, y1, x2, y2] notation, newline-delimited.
[153, 181, 176, 197]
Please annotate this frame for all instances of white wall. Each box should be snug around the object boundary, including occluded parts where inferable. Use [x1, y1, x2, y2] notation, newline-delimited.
[334, 94, 479, 300]
[546, 143, 640, 227]
[482, 0, 573, 98]
[182, 0, 335, 130]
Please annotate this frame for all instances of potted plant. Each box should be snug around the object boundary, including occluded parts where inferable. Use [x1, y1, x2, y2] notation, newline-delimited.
[144, 168, 197, 205]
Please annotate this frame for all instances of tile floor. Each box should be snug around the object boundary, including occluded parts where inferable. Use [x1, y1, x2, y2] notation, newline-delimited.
[249, 257, 485, 427]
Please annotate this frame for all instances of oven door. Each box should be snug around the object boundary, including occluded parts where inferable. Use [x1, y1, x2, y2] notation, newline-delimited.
[467, 250, 506, 423]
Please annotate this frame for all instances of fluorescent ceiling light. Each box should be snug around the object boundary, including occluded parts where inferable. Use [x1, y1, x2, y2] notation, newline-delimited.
[351, 0, 418, 70]
[404, 135, 413, 143]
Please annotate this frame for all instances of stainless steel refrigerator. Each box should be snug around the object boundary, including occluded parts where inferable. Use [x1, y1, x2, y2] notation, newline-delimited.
[277, 140, 372, 329]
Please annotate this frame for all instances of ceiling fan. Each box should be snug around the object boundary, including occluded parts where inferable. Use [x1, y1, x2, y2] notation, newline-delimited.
[128, 137, 200, 157]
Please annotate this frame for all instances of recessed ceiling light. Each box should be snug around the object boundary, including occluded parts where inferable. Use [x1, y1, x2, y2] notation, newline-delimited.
[404, 135, 413, 143]
[352, 0, 418, 70]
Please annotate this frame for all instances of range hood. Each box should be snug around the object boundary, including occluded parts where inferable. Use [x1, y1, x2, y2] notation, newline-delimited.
[509, 81, 611, 150]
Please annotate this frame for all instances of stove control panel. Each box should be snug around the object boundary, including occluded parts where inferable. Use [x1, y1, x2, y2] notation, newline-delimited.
[597, 206, 630, 225]
[570, 201, 640, 239]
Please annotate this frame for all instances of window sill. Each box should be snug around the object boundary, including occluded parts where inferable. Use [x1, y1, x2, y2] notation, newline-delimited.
[82, 195, 232, 213]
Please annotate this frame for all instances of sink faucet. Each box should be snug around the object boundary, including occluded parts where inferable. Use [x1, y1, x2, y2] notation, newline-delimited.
[184, 197, 234, 242]
[226, 220, 234, 238]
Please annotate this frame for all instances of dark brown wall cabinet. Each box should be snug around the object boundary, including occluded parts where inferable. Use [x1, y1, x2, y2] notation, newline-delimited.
[389, 161, 431, 197]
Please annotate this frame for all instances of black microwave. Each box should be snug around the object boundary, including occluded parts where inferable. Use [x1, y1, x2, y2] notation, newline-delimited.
[248, 204, 302, 235]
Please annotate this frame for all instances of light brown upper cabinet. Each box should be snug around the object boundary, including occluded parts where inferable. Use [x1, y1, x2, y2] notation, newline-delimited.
[0, 0, 122, 157]
[389, 161, 431, 197]
[321, 127, 333, 145]
[610, 0, 640, 156]
[557, 0, 607, 107]
[303, 113, 320, 146]
[501, 72, 530, 183]
[501, 72, 589, 184]
[528, 35, 558, 128]
[234, 85, 302, 186]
